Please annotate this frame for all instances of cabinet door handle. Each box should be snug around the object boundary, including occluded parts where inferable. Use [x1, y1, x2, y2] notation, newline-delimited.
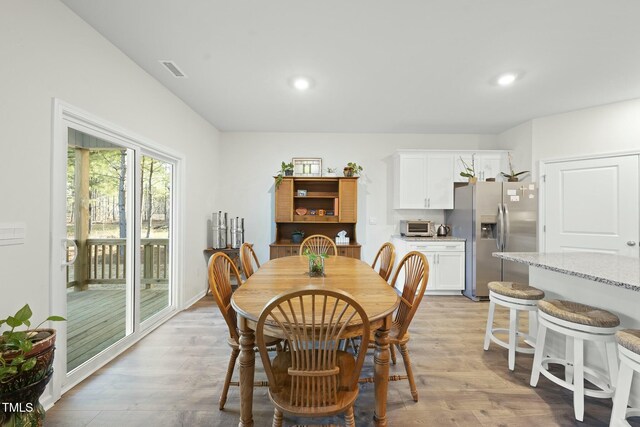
[424, 198, 427, 207]
[427, 198, 431, 208]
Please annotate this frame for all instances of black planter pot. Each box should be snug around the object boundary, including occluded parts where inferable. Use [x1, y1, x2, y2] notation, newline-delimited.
[1, 330, 56, 427]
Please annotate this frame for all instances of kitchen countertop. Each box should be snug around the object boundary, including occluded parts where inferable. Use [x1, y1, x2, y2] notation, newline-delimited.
[493, 252, 640, 292]
[392, 234, 466, 242]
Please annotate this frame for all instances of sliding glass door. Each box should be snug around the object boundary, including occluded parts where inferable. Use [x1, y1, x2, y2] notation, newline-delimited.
[139, 154, 172, 322]
[61, 125, 176, 385]
[66, 129, 134, 373]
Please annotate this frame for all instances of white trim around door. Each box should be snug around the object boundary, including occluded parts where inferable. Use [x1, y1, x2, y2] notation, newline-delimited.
[47, 99, 186, 407]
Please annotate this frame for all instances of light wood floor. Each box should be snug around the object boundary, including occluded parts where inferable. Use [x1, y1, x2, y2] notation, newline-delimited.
[48, 295, 621, 426]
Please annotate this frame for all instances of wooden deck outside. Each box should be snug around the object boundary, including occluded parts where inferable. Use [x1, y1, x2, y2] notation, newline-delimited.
[67, 288, 168, 372]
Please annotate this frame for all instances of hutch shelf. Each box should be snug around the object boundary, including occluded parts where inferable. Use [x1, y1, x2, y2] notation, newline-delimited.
[270, 176, 361, 259]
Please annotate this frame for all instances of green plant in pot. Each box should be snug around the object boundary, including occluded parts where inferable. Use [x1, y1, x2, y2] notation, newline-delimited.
[304, 249, 328, 277]
[459, 155, 477, 184]
[501, 153, 529, 182]
[343, 162, 363, 177]
[291, 230, 304, 244]
[1, 304, 65, 426]
[275, 161, 294, 188]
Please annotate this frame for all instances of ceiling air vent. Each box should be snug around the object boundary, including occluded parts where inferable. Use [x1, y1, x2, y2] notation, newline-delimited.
[159, 60, 187, 78]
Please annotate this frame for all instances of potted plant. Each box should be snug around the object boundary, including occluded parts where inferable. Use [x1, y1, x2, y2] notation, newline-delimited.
[275, 161, 294, 188]
[343, 162, 363, 177]
[501, 153, 529, 182]
[324, 167, 337, 177]
[1, 304, 65, 426]
[291, 230, 305, 244]
[459, 155, 477, 184]
[304, 249, 328, 277]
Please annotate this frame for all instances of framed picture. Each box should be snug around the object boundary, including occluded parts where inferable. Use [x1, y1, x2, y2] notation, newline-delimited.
[292, 158, 322, 177]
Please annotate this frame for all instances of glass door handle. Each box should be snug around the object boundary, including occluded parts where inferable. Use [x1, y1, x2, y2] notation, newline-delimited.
[63, 239, 78, 266]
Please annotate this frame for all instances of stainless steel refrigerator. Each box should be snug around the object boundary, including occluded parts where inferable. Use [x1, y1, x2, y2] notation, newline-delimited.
[445, 182, 537, 301]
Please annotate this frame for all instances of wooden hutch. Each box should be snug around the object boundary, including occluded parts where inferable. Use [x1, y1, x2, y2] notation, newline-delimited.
[270, 176, 361, 259]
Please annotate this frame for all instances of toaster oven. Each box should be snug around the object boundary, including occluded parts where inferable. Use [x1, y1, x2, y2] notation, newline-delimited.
[400, 220, 434, 237]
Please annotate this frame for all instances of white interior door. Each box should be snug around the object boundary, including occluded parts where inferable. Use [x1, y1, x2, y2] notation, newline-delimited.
[543, 155, 639, 256]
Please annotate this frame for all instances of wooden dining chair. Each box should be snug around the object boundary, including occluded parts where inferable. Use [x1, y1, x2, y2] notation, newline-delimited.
[299, 234, 337, 256]
[240, 242, 260, 278]
[256, 287, 370, 427]
[207, 252, 280, 410]
[375, 251, 429, 402]
[371, 242, 396, 282]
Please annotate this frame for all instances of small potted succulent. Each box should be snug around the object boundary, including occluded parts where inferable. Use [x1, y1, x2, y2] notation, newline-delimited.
[1, 304, 65, 426]
[304, 249, 328, 277]
[459, 155, 477, 184]
[343, 162, 363, 177]
[501, 153, 529, 182]
[275, 161, 294, 188]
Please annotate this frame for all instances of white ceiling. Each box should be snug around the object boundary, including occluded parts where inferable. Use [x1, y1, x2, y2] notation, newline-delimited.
[61, 0, 640, 134]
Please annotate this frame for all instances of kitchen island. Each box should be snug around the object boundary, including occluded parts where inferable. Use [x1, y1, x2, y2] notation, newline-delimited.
[494, 251, 640, 406]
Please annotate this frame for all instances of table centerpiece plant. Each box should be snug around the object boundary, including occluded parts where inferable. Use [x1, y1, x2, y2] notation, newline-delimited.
[304, 249, 328, 277]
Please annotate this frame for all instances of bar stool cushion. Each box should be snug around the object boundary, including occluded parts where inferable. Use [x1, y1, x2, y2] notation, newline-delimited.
[538, 300, 620, 328]
[488, 281, 545, 300]
[616, 329, 640, 355]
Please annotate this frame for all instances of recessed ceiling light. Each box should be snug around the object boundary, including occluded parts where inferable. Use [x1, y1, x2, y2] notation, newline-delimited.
[497, 73, 517, 86]
[291, 77, 313, 91]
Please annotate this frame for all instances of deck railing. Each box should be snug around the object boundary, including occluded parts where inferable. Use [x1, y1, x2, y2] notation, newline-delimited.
[67, 238, 169, 288]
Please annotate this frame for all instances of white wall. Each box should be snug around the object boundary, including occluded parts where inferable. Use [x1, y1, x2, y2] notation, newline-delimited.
[531, 98, 640, 176]
[218, 133, 497, 263]
[499, 99, 640, 179]
[0, 1, 220, 319]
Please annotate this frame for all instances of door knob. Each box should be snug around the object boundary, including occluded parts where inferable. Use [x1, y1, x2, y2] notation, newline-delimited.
[627, 241, 637, 247]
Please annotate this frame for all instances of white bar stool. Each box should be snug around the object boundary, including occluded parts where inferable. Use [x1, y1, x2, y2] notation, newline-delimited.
[610, 329, 640, 427]
[530, 300, 620, 422]
[484, 281, 545, 371]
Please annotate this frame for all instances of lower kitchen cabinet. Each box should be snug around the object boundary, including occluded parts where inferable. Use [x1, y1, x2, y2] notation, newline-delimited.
[391, 237, 465, 295]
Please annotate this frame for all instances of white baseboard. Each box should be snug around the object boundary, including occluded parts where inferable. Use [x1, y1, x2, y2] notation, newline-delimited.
[182, 289, 206, 310]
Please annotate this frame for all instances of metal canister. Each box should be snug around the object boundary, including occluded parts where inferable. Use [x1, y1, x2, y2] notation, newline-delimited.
[230, 217, 240, 249]
[219, 212, 228, 249]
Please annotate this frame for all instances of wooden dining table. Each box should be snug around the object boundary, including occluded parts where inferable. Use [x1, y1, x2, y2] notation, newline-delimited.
[231, 255, 400, 427]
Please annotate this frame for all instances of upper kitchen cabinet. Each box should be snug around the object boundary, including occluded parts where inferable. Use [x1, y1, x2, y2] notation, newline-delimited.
[454, 151, 507, 182]
[393, 151, 454, 209]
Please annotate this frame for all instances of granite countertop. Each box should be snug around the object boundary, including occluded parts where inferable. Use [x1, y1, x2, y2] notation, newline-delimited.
[493, 252, 640, 292]
[392, 234, 466, 242]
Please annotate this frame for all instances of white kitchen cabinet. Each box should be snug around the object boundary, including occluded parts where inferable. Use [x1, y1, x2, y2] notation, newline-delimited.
[391, 237, 465, 295]
[393, 151, 454, 209]
[393, 152, 427, 209]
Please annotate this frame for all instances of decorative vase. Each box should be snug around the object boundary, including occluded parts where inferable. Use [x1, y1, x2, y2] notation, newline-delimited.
[291, 232, 304, 244]
[507, 177, 519, 182]
[284, 170, 293, 176]
[468, 177, 478, 184]
[343, 167, 355, 177]
[308, 257, 325, 277]
[0, 329, 56, 427]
